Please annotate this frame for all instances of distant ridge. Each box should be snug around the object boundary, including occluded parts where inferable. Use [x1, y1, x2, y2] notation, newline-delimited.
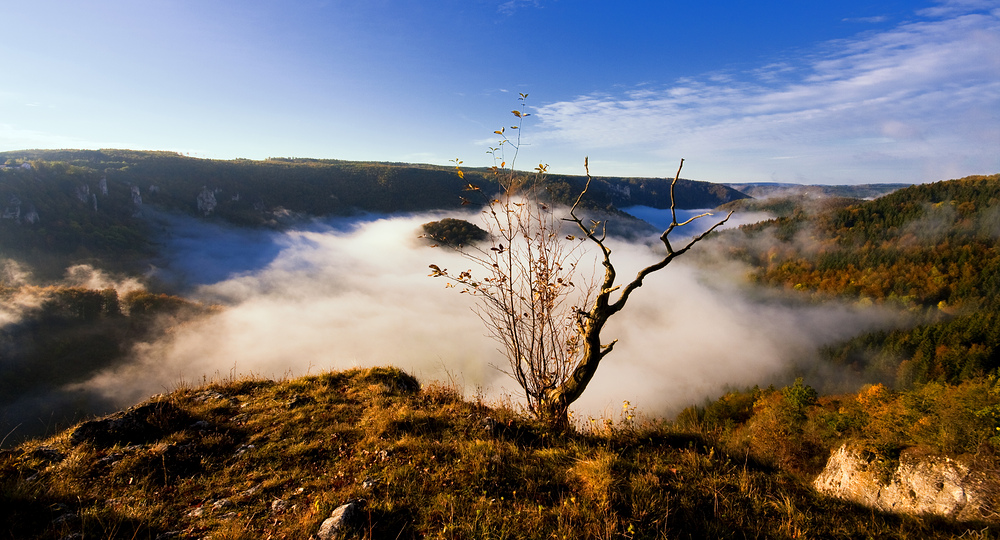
[724, 182, 911, 200]
[0, 149, 747, 218]
[0, 148, 747, 278]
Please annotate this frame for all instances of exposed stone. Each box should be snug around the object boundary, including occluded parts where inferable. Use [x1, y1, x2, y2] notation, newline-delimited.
[814, 442, 1000, 522]
[190, 420, 213, 431]
[240, 484, 262, 498]
[234, 444, 256, 457]
[70, 401, 194, 447]
[287, 394, 313, 408]
[193, 389, 230, 403]
[131, 185, 143, 216]
[197, 187, 217, 216]
[483, 416, 501, 436]
[315, 500, 363, 539]
[75, 184, 90, 203]
[94, 452, 124, 468]
[30, 446, 65, 463]
[3, 195, 21, 221]
[52, 512, 80, 526]
[23, 203, 39, 224]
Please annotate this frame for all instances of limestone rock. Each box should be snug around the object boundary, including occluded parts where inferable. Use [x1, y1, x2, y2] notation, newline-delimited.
[131, 185, 143, 216]
[75, 184, 90, 203]
[3, 195, 21, 221]
[197, 187, 217, 216]
[24, 203, 38, 223]
[315, 500, 363, 539]
[814, 442, 999, 522]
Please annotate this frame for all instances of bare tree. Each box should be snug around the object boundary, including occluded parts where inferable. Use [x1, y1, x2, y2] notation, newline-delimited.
[431, 101, 732, 428]
[430, 166, 592, 421]
[538, 157, 732, 426]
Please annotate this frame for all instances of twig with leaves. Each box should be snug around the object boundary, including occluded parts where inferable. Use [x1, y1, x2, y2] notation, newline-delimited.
[431, 97, 732, 428]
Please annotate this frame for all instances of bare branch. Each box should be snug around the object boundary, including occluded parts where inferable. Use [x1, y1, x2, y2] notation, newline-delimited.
[433, 100, 729, 429]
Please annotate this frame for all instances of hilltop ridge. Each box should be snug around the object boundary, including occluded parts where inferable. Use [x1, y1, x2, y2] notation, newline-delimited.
[0, 149, 747, 279]
[0, 149, 747, 219]
[2, 366, 992, 539]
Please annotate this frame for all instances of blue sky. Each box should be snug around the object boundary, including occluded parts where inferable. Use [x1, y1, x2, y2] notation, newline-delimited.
[2, 0, 997, 184]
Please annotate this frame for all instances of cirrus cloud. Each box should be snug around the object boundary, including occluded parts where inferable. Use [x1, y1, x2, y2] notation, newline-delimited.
[534, 3, 1000, 184]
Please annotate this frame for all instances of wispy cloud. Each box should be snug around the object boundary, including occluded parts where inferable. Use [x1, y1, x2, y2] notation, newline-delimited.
[917, 0, 1000, 17]
[497, 0, 541, 16]
[842, 16, 889, 24]
[534, 4, 1000, 183]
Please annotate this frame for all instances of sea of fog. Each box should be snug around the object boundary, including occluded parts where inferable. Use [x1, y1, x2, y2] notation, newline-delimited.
[73, 208, 903, 423]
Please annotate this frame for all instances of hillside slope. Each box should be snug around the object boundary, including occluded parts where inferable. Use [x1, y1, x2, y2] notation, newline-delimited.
[0, 150, 747, 220]
[676, 174, 1000, 519]
[716, 173, 1000, 387]
[1, 367, 989, 540]
[0, 149, 747, 279]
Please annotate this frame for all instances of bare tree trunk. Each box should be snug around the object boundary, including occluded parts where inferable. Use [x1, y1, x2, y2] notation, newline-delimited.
[537, 158, 733, 429]
[430, 98, 732, 430]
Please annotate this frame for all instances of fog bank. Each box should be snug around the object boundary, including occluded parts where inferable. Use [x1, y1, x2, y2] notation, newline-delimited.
[73, 211, 904, 420]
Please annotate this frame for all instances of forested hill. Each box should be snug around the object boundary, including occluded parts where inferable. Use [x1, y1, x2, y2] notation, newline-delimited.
[734, 173, 1000, 309]
[0, 149, 746, 278]
[720, 173, 1000, 387]
[0, 149, 746, 221]
[724, 182, 909, 200]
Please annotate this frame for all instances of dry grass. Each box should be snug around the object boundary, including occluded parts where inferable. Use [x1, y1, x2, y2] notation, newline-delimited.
[1, 366, 995, 539]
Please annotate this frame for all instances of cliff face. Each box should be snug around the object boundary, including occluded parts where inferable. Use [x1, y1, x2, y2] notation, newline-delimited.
[814, 442, 999, 522]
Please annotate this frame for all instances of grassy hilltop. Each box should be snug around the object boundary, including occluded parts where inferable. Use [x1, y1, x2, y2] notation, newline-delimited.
[2, 366, 994, 540]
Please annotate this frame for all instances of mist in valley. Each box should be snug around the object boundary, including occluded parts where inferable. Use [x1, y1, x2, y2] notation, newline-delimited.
[88, 209, 908, 416]
[1, 207, 911, 443]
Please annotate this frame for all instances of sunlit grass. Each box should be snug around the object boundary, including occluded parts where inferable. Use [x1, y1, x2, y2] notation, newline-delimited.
[1, 367, 995, 539]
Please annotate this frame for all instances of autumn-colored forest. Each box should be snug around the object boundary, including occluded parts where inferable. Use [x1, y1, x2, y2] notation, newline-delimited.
[690, 173, 1000, 475]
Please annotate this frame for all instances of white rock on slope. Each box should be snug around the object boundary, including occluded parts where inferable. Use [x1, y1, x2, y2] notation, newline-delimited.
[814, 442, 998, 522]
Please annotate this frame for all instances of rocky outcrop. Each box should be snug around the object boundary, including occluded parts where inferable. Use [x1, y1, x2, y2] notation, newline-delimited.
[197, 187, 217, 215]
[315, 500, 363, 539]
[75, 184, 91, 203]
[814, 442, 999, 522]
[2, 196, 39, 224]
[70, 401, 195, 447]
[3, 195, 21, 221]
[23, 203, 39, 224]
